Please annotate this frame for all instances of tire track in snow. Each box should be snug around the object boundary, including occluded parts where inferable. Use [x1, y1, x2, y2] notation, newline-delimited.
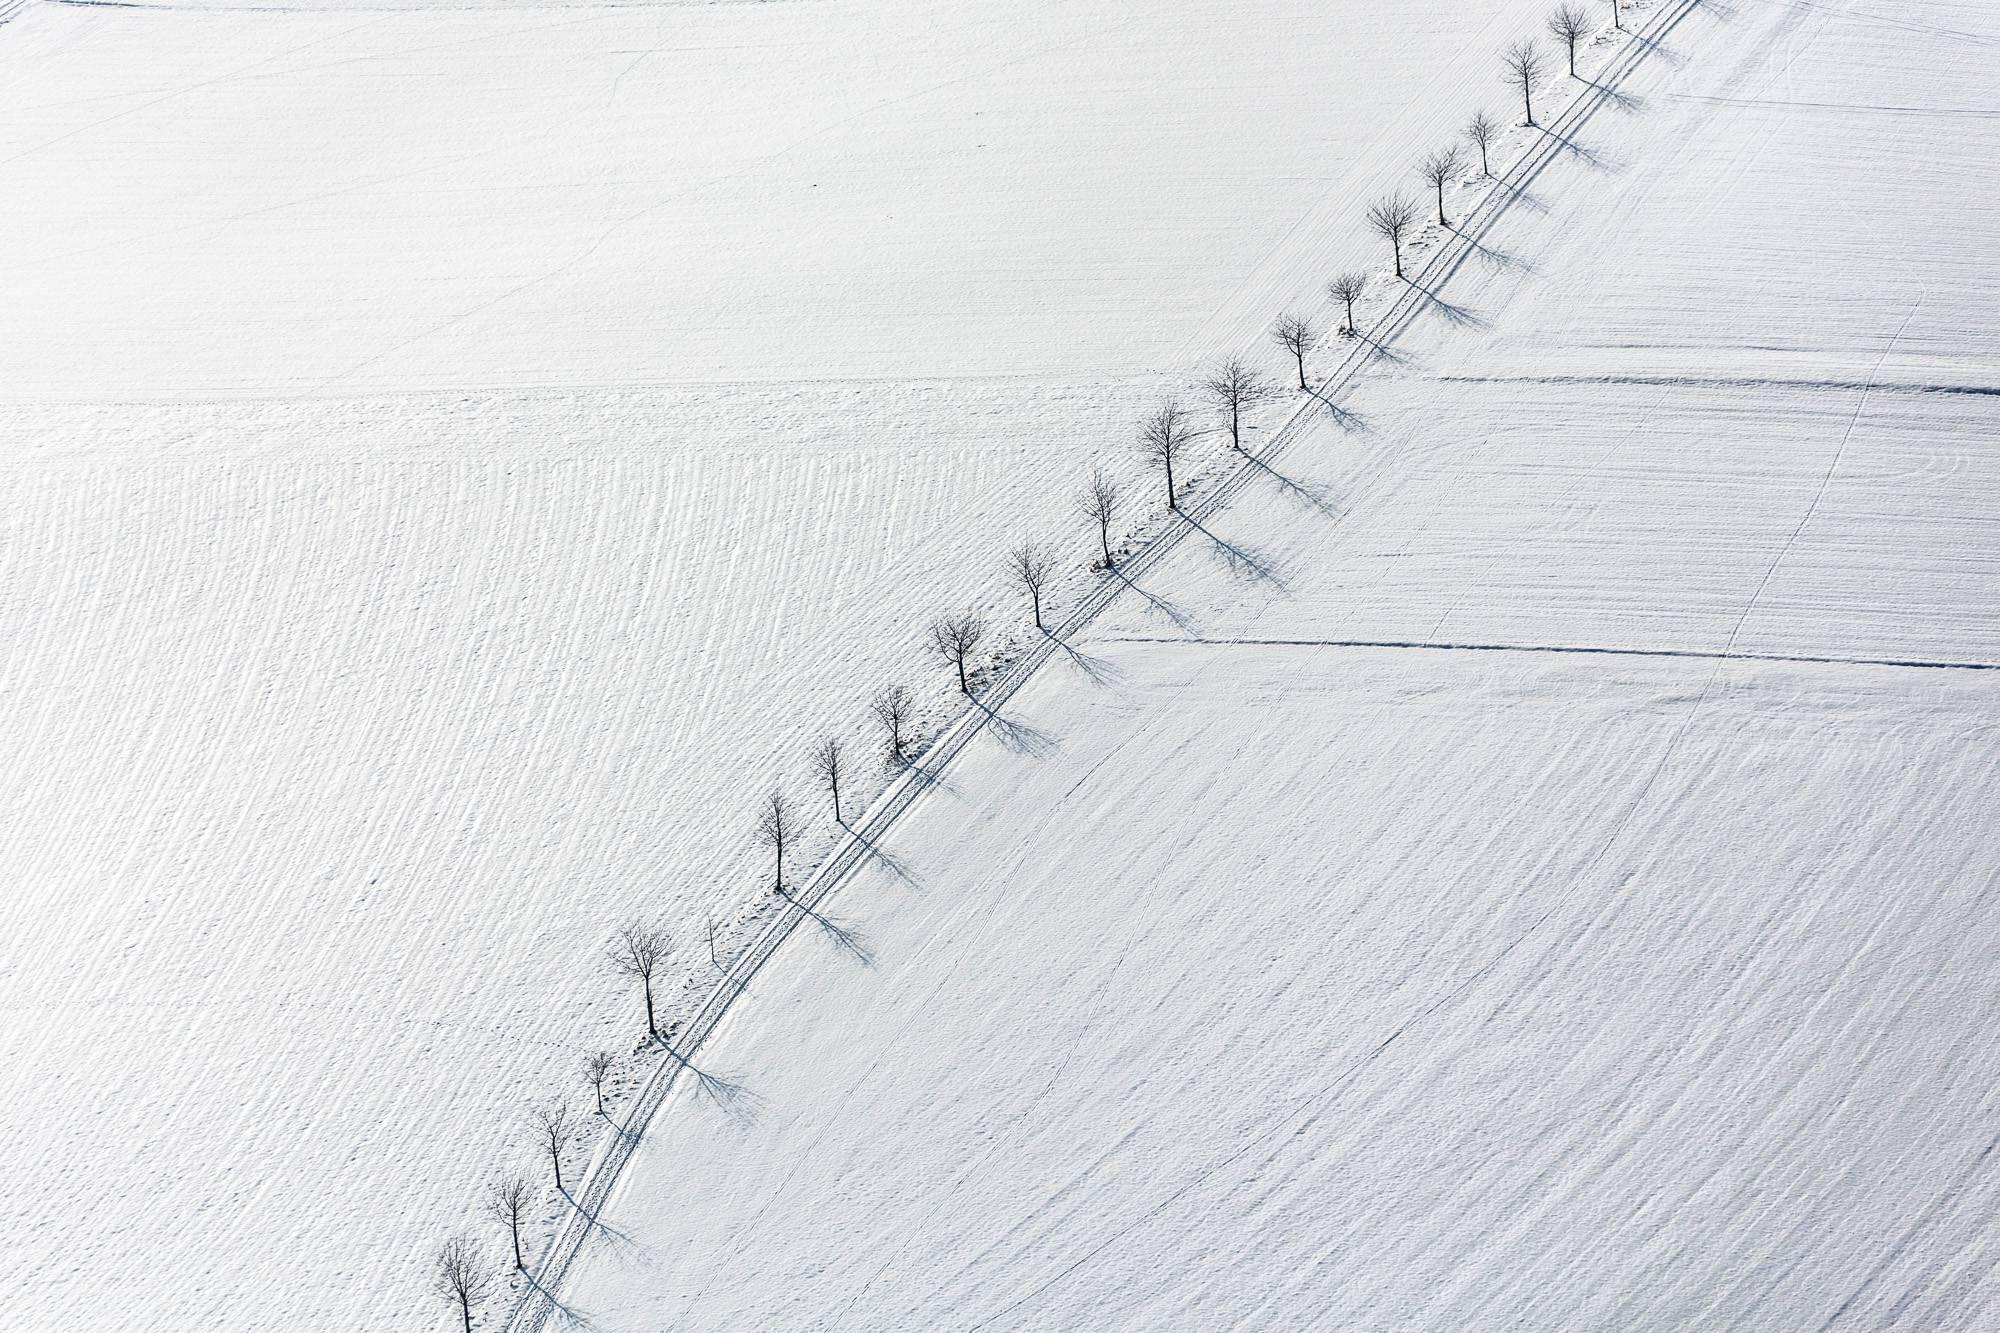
[1719, 292, 1926, 657]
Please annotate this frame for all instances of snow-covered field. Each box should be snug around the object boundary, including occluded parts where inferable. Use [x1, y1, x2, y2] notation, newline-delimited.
[552, 0, 2000, 1328]
[0, 0, 1594, 1329]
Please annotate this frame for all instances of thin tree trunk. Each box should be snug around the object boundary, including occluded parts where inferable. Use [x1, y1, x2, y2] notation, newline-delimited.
[1099, 521, 1112, 567]
[956, 658, 967, 692]
[832, 776, 842, 826]
[1436, 180, 1447, 227]
[1165, 454, 1177, 510]
[1230, 400, 1241, 449]
[1031, 589, 1042, 629]
[1393, 241, 1403, 280]
[1524, 83, 1534, 127]
[511, 1221, 523, 1269]
[642, 979, 655, 1037]
[460, 1295, 473, 1333]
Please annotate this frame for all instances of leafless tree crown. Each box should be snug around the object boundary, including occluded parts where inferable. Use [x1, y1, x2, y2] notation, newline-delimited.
[1420, 146, 1465, 191]
[1200, 357, 1275, 449]
[754, 788, 793, 846]
[606, 920, 667, 984]
[812, 736, 843, 788]
[432, 1235, 489, 1333]
[812, 735, 845, 823]
[1328, 272, 1367, 335]
[1503, 39, 1548, 124]
[1419, 146, 1467, 226]
[1366, 194, 1422, 278]
[532, 1100, 571, 1157]
[1547, 3, 1590, 74]
[1138, 399, 1197, 507]
[1080, 469, 1119, 567]
[929, 611, 988, 693]
[483, 1175, 531, 1269]
[1008, 542, 1056, 629]
[1270, 315, 1318, 361]
[1466, 110, 1499, 175]
[755, 787, 795, 889]
[871, 684, 913, 761]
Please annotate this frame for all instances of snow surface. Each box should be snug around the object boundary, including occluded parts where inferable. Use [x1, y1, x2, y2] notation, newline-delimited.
[0, 0, 1593, 1329]
[554, 0, 2000, 1328]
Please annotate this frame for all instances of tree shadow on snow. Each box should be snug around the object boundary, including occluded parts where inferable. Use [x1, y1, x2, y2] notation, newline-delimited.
[520, 1270, 614, 1333]
[1043, 627, 1124, 688]
[841, 818, 925, 891]
[651, 1037, 767, 1127]
[1538, 124, 1615, 173]
[1406, 281, 1491, 330]
[1108, 565, 1200, 636]
[973, 697, 1059, 760]
[1587, 78, 1648, 113]
[1462, 231, 1537, 274]
[1243, 452, 1343, 519]
[894, 754, 959, 799]
[1180, 513, 1289, 592]
[777, 887, 876, 970]
[1304, 386, 1371, 433]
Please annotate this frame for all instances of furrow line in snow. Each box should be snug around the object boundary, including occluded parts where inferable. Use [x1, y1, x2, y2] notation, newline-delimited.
[502, 3, 1706, 1325]
[1104, 636, 2000, 674]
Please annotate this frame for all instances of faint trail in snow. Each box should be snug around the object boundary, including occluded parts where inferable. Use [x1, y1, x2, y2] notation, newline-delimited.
[1105, 635, 2000, 675]
[1719, 291, 1924, 656]
[1435, 370, 1994, 396]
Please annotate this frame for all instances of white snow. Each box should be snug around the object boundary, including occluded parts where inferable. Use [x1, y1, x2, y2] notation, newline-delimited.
[0, 0, 1599, 1329]
[550, 0, 2000, 1328]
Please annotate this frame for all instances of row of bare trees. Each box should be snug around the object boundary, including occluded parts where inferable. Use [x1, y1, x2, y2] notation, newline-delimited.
[433, 6, 1639, 1324]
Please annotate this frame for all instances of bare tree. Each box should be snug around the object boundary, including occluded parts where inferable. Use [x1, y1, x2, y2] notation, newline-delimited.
[605, 920, 668, 1039]
[1367, 194, 1422, 280]
[1466, 109, 1500, 177]
[1008, 542, 1055, 631]
[928, 611, 987, 695]
[483, 1176, 531, 1270]
[755, 788, 795, 891]
[531, 1100, 572, 1193]
[1200, 357, 1275, 451]
[1327, 272, 1367, 337]
[432, 1236, 489, 1333]
[1269, 315, 1318, 392]
[1138, 400, 1197, 510]
[583, 1049, 614, 1117]
[812, 736, 845, 826]
[1547, 3, 1590, 77]
[1079, 468, 1119, 569]
[1503, 39, 1549, 126]
[1419, 146, 1466, 227]
[1608, 0, 1622, 31]
[871, 684, 913, 763]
